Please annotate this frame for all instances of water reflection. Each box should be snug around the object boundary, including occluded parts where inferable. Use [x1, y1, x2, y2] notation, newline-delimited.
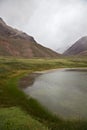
[24, 69, 87, 119]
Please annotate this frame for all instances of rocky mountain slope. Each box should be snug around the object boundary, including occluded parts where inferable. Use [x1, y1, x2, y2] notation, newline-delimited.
[64, 36, 87, 56]
[0, 18, 60, 58]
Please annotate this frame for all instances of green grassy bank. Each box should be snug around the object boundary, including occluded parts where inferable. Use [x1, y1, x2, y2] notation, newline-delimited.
[0, 107, 49, 130]
[0, 56, 87, 130]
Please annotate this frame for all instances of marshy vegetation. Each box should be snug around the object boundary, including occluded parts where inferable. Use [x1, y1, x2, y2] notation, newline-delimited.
[0, 56, 87, 130]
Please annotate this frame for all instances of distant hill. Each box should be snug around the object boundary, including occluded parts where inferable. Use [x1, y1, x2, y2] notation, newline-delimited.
[63, 36, 87, 56]
[0, 17, 60, 58]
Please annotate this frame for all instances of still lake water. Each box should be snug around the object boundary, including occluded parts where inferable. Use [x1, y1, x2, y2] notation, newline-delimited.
[24, 69, 87, 119]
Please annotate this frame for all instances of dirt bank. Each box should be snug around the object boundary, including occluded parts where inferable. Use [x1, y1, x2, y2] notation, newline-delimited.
[19, 73, 41, 89]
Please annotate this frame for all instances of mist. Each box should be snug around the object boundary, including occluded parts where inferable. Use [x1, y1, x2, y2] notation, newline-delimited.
[0, 0, 87, 53]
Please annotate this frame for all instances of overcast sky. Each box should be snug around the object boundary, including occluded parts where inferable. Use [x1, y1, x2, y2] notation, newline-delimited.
[0, 0, 87, 53]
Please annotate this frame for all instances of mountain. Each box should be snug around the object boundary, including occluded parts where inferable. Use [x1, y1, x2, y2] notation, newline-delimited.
[0, 17, 60, 58]
[78, 50, 87, 56]
[63, 36, 87, 56]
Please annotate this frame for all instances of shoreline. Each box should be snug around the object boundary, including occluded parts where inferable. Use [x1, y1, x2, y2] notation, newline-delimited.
[19, 67, 87, 89]
[19, 73, 41, 89]
[35, 67, 87, 73]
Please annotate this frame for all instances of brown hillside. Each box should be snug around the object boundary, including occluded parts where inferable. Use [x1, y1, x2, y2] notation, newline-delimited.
[0, 18, 60, 58]
[63, 36, 87, 56]
[78, 50, 87, 56]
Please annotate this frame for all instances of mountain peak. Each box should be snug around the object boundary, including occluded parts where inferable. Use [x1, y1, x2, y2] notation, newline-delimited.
[0, 17, 6, 26]
[0, 17, 34, 40]
[64, 36, 87, 55]
[0, 17, 3, 21]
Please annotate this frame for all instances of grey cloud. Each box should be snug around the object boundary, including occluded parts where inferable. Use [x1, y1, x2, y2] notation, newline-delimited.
[0, 0, 87, 53]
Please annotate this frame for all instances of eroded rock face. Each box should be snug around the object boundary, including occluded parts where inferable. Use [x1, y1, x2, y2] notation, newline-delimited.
[0, 18, 60, 58]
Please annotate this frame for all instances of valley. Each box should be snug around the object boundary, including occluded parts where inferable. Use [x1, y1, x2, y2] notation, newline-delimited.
[0, 18, 87, 130]
[0, 56, 87, 130]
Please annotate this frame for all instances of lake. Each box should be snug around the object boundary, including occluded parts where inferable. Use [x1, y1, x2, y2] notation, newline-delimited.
[24, 69, 87, 119]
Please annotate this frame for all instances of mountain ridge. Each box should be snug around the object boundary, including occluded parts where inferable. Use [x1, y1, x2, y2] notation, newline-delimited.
[63, 36, 87, 56]
[0, 18, 60, 58]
